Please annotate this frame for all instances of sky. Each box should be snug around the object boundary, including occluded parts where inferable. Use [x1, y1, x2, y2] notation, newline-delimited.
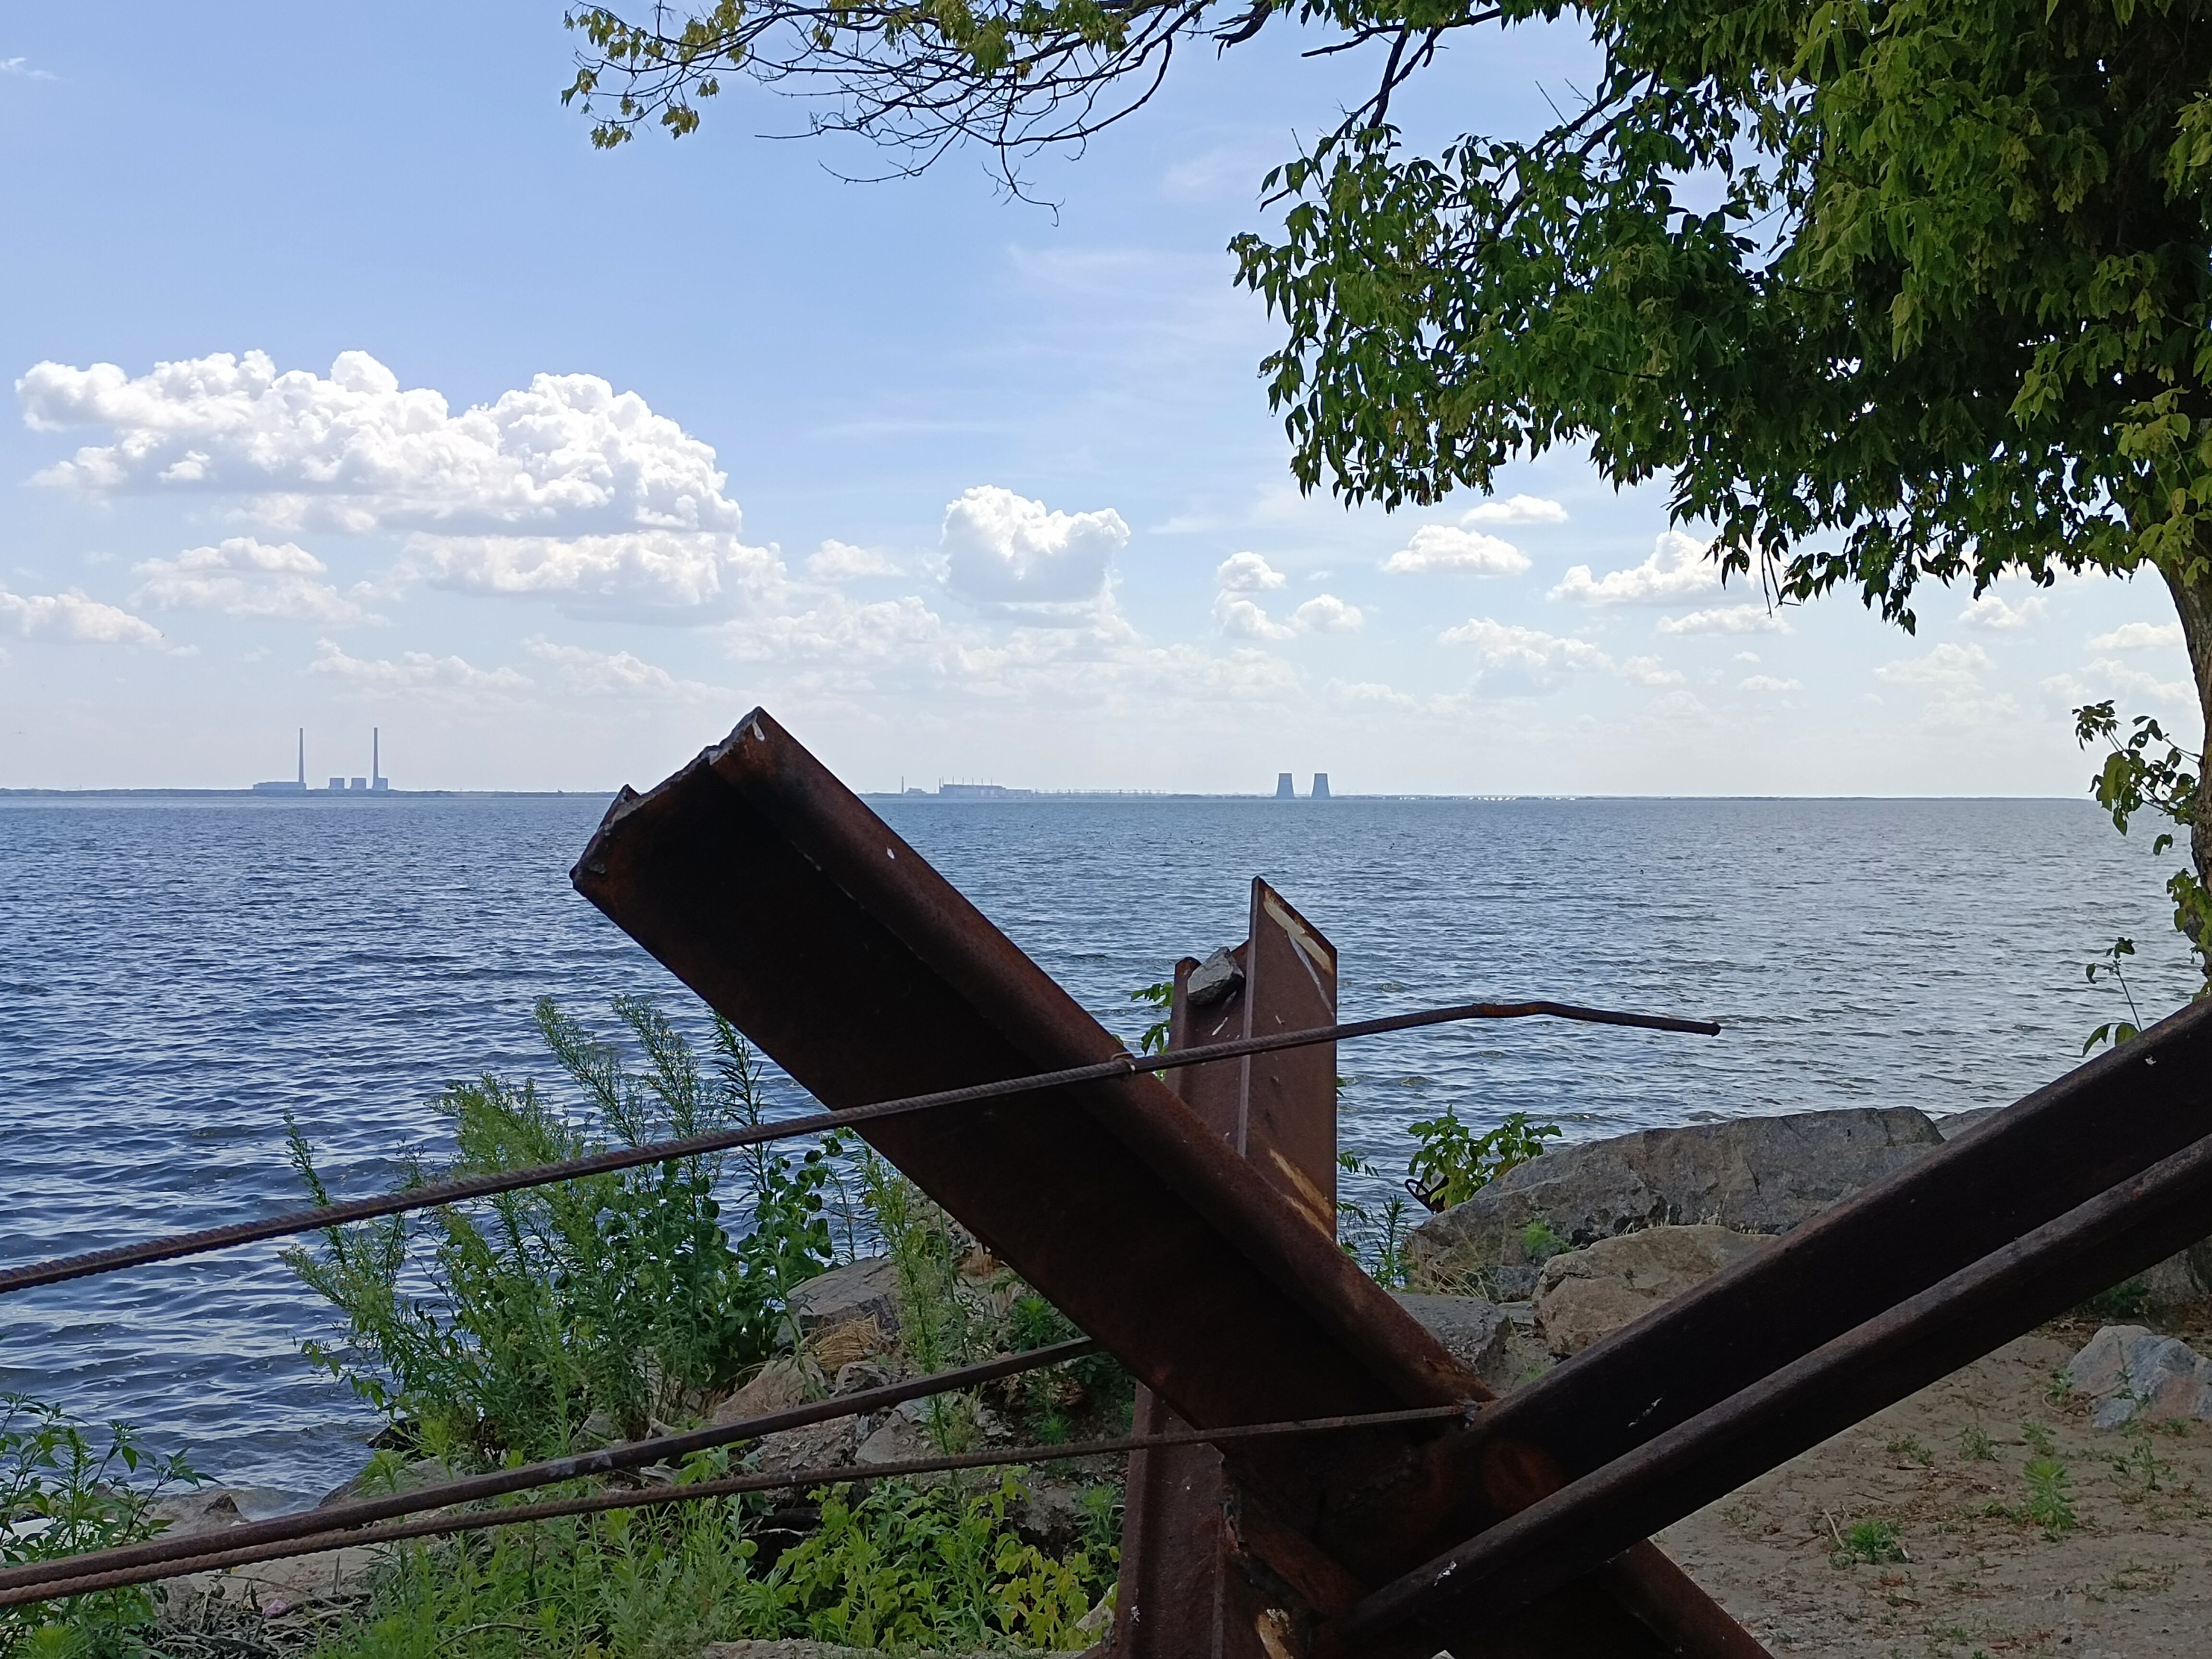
[0, 4, 2197, 795]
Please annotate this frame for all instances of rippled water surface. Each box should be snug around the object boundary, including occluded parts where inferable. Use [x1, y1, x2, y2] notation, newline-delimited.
[0, 791, 2196, 1497]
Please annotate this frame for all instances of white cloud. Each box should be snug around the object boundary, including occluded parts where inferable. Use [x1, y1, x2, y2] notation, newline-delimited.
[723, 593, 958, 665]
[1214, 592, 1296, 641]
[404, 530, 781, 617]
[1552, 530, 1719, 605]
[524, 637, 729, 701]
[1733, 651, 1762, 664]
[1382, 524, 1530, 577]
[2088, 620, 2185, 652]
[1618, 655, 1687, 687]
[1738, 674, 1804, 694]
[1461, 495, 1568, 525]
[0, 57, 56, 81]
[1875, 641, 1991, 689]
[310, 638, 530, 695]
[2044, 659, 2195, 710]
[1958, 591, 2046, 631]
[0, 586, 163, 646]
[1290, 594, 1363, 634]
[939, 485, 1128, 607]
[131, 536, 376, 623]
[1657, 604, 1788, 636]
[1216, 551, 1286, 593]
[22, 351, 741, 533]
[1440, 617, 1610, 694]
[807, 540, 901, 582]
[20, 350, 779, 618]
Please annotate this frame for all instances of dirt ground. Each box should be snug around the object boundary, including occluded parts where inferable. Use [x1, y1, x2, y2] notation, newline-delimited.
[1654, 1313, 2212, 1658]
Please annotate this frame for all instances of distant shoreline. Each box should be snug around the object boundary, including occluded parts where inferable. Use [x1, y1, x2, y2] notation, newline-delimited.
[0, 788, 2089, 803]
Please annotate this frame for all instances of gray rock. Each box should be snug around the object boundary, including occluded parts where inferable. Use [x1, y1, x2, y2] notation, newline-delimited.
[833, 1359, 894, 1396]
[1407, 1106, 1945, 1298]
[854, 1399, 939, 1467]
[1933, 1106, 2003, 1141]
[1534, 1225, 1771, 1358]
[752, 1416, 858, 1477]
[1186, 948, 1244, 1007]
[2066, 1324, 2212, 1429]
[791, 1255, 902, 1338]
[711, 1355, 824, 1427]
[1389, 1291, 1512, 1388]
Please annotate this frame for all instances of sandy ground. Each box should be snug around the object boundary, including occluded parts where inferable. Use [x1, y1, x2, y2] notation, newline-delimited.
[1655, 1315, 2212, 1658]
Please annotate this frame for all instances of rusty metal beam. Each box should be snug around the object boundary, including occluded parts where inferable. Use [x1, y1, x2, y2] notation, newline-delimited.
[570, 711, 1765, 1659]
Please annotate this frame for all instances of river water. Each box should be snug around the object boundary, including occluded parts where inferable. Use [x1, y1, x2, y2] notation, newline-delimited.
[0, 790, 2195, 1497]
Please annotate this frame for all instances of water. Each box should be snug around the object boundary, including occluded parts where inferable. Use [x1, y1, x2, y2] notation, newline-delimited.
[0, 791, 2195, 1499]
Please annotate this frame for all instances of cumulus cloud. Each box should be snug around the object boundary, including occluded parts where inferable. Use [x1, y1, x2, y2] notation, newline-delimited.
[1875, 641, 1992, 689]
[0, 586, 163, 646]
[1657, 604, 1788, 636]
[404, 531, 781, 617]
[1738, 674, 1803, 694]
[524, 637, 729, 702]
[2044, 660, 2195, 710]
[1958, 591, 2046, 631]
[0, 57, 56, 81]
[131, 536, 376, 623]
[1211, 556, 1359, 638]
[938, 485, 1128, 608]
[1216, 551, 1286, 593]
[1618, 655, 1687, 687]
[807, 540, 901, 582]
[309, 638, 530, 695]
[2088, 621, 2185, 652]
[1290, 594, 1363, 634]
[1382, 525, 1530, 577]
[1439, 617, 1610, 693]
[723, 593, 958, 665]
[1552, 530, 1719, 605]
[1461, 494, 1567, 526]
[20, 350, 778, 618]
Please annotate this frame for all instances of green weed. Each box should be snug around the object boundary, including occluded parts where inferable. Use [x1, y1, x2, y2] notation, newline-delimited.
[2023, 1457, 2079, 1535]
[1958, 1416, 1995, 1462]
[1404, 1109, 1562, 1211]
[1836, 1517, 1908, 1564]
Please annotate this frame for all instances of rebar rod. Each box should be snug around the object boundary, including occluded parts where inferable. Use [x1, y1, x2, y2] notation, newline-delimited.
[0, 1338, 1096, 1599]
[0, 998, 1718, 1298]
[0, 1404, 1470, 1607]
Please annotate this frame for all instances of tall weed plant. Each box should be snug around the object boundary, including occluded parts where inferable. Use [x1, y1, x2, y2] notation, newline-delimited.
[283, 996, 845, 1461]
[0, 1395, 199, 1659]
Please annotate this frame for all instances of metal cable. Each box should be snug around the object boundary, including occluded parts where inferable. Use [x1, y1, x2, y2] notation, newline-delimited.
[0, 1403, 1469, 1608]
[0, 998, 1717, 1298]
[0, 1339, 1097, 1598]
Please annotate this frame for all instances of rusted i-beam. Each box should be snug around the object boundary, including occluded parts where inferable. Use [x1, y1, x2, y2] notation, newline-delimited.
[569, 710, 1765, 1659]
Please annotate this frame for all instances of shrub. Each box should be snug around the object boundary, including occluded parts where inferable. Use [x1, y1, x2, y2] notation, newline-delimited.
[0, 1396, 200, 1659]
[283, 996, 845, 1461]
[1405, 1109, 1563, 1212]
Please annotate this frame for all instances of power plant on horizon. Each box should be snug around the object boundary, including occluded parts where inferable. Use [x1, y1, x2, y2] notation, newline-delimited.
[1274, 772, 1330, 800]
[252, 728, 392, 794]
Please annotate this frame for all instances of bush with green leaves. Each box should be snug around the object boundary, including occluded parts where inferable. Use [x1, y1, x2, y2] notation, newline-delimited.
[0, 1396, 200, 1659]
[1405, 1110, 1563, 1213]
[284, 995, 846, 1462]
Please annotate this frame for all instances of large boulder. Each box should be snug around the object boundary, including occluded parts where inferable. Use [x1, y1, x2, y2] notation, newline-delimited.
[1407, 1106, 1945, 1299]
[791, 1255, 902, 1337]
[2066, 1324, 2212, 1429]
[1533, 1225, 1771, 1358]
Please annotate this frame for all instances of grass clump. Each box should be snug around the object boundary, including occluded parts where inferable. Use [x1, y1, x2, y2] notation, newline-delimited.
[0, 1395, 200, 1659]
[2023, 1457, 2079, 1535]
[283, 996, 845, 1464]
[1834, 1517, 1908, 1565]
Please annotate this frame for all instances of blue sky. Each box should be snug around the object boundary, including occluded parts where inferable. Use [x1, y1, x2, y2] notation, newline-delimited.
[0, 4, 2195, 794]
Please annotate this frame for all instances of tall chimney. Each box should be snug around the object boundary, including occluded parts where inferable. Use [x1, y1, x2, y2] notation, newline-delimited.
[373, 727, 380, 786]
[296, 727, 305, 787]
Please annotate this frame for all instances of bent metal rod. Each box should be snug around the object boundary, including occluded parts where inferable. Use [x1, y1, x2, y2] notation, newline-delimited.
[0, 1398, 1470, 1607]
[0, 997, 1719, 1298]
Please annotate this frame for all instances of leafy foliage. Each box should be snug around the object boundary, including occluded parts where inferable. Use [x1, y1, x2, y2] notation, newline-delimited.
[2078, 699, 2212, 977]
[1129, 980, 1174, 1057]
[0, 1397, 200, 1659]
[1404, 1108, 1562, 1212]
[283, 996, 844, 1462]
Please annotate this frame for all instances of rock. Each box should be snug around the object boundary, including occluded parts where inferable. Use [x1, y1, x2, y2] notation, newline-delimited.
[316, 1456, 456, 1508]
[1534, 1225, 1771, 1358]
[854, 1400, 938, 1467]
[1390, 1292, 1512, 1388]
[712, 1355, 825, 1427]
[2065, 1324, 2212, 1429]
[752, 1416, 859, 1478]
[1934, 1106, 2002, 1140]
[792, 1255, 902, 1338]
[148, 1489, 246, 1538]
[1407, 1106, 1944, 1298]
[833, 1358, 894, 1396]
[1009, 1473, 1101, 1555]
[1186, 947, 1244, 1007]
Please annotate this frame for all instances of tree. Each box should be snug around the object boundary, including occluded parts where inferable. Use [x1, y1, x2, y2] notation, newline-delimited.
[565, 0, 2212, 970]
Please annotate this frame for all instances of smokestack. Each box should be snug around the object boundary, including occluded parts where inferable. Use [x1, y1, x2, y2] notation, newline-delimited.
[1274, 772, 1295, 800]
[297, 728, 304, 788]
[1311, 773, 1331, 800]
[373, 727, 380, 785]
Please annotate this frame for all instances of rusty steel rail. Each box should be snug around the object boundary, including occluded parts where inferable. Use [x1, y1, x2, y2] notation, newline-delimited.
[0, 1404, 1471, 1611]
[568, 709, 1765, 1659]
[0, 999, 1715, 1301]
[0, 1339, 1095, 1600]
[1334, 1118, 2212, 1638]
